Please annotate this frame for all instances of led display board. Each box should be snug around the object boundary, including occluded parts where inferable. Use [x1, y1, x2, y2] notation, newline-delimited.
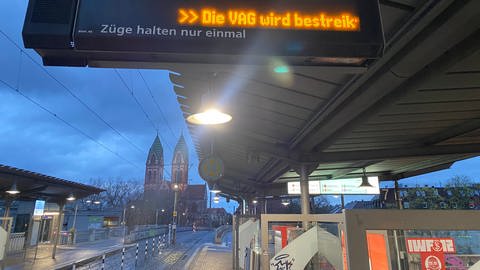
[287, 177, 380, 195]
[23, 0, 384, 66]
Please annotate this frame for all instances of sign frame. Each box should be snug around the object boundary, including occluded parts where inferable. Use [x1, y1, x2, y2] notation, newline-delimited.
[287, 177, 380, 195]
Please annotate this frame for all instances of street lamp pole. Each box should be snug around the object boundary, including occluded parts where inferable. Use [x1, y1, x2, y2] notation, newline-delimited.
[155, 209, 159, 225]
[172, 189, 178, 245]
[122, 207, 127, 244]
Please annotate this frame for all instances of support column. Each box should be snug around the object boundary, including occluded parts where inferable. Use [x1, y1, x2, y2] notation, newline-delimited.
[52, 202, 65, 259]
[299, 164, 310, 229]
[2, 199, 12, 229]
[394, 180, 403, 209]
[242, 199, 246, 215]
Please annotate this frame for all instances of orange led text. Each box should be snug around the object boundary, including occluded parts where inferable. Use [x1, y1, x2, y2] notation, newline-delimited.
[178, 8, 360, 31]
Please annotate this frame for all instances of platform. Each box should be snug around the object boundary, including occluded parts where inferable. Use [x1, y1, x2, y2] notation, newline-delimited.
[187, 244, 232, 270]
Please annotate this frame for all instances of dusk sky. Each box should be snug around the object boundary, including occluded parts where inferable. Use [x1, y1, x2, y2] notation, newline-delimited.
[1, 1, 479, 209]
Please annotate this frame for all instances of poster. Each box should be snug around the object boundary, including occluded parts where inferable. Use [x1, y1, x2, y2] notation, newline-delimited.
[406, 238, 456, 270]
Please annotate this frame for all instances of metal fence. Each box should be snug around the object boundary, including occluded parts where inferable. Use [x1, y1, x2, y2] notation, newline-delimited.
[7, 232, 25, 254]
[124, 226, 168, 244]
[60, 227, 127, 245]
[55, 234, 169, 270]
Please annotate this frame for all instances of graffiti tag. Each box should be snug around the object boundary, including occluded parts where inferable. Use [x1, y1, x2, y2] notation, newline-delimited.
[271, 254, 295, 270]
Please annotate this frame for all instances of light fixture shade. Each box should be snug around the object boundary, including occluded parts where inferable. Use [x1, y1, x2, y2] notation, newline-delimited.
[93, 200, 101, 205]
[359, 168, 374, 188]
[6, 183, 20, 195]
[252, 199, 258, 204]
[210, 183, 221, 194]
[187, 108, 232, 125]
[66, 193, 76, 201]
[281, 199, 290, 206]
[213, 196, 220, 203]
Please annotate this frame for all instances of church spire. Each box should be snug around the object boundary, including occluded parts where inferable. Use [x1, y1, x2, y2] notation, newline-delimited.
[144, 135, 165, 194]
[173, 133, 188, 157]
[148, 135, 163, 160]
[172, 135, 189, 191]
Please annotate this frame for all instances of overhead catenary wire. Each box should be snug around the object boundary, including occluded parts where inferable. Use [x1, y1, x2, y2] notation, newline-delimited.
[138, 70, 195, 178]
[138, 70, 178, 140]
[0, 71, 141, 170]
[114, 69, 176, 178]
[114, 69, 159, 132]
[0, 29, 145, 155]
[1, 29, 186, 179]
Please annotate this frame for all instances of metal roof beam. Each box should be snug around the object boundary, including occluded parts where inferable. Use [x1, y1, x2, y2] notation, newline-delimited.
[301, 144, 480, 163]
[422, 119, 480, 145]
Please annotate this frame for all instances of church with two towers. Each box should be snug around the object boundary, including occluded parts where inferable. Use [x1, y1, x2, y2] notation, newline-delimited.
[141, 135, 208, 225]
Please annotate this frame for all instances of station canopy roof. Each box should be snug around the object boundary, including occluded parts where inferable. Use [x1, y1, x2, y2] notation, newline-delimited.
[0, 165, 104, 203]
[165, 0, 480, 199]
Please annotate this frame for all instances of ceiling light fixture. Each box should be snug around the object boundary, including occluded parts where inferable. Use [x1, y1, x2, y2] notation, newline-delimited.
[6, 182, 20, 195]
[281, 199, 290, 206]
[66, 193, 76, 201]
[210, 183, 221, 194]
[186, 73, 232, 125]
[359, 167, 373, 188]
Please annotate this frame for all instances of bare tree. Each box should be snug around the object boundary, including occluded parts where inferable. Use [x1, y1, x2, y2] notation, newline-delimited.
[84, 177, 143, 208]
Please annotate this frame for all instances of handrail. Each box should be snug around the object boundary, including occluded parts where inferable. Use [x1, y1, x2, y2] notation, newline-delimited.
[214, 225, 232, 244]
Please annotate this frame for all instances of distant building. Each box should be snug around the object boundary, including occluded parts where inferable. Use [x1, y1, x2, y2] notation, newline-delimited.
[205, 208, 230, 227]
[180, 184, 207, 225]
[138, 135, 208, 226]
[342, 186, 480, 211]
[171, 134, 189, 192]
[144, 135, 169, 194]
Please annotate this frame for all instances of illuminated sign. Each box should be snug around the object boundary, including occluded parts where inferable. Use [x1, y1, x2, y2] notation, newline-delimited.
[406, 238, 456, 254]
[287, 177, 380, 195]
[33, 200, 45, 216]
[288, 181, 321, 195]
[319, 177, 380, 195]
[178, 9, 360, 31]
[22, 0, 383, 67]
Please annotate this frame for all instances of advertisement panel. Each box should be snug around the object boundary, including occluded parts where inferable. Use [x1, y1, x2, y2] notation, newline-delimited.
[406, 238, 456, 270]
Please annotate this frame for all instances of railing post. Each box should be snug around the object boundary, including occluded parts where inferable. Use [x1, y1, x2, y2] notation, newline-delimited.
[121, 247, 125, 270]
[135, 243, 139, 266]
[145, 239, 148, 260]
[158, 235, 161, 255]
[101, 253, 106, 270]
[152, 237, 155, 255]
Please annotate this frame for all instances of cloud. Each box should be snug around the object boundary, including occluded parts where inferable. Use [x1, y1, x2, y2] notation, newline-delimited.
[0, 2, 201, 187]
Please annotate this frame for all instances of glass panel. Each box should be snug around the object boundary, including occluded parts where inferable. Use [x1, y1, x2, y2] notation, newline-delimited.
[317, 222, 344, 270]
[238, 217, 261, 270]
[370, 230, 480, 270]
[268, 222, 344, 270]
